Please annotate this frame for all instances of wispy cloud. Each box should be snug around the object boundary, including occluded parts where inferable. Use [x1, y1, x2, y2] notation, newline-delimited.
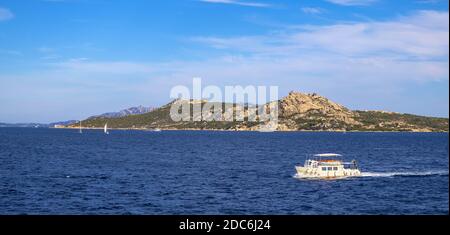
[0, 7, 14, 21]
[195, 10, 449, 61]
[301, 7, 324, 14]
[326, 0, 377, 6]
[416, 0, 440, 3]
[51, 59, 155, 74]
[36, 47, 61, 60]
[37, 47, 55, 53]
[199, 0, 272, 8]
[0, 49, 21, 56]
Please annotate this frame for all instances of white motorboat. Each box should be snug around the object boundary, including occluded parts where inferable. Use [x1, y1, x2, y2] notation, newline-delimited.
[295, 153, 361, 179]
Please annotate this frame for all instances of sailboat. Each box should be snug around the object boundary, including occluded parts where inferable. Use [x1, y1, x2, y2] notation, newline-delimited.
[79, 121, 83, 134]
[104, 123, 109, 135]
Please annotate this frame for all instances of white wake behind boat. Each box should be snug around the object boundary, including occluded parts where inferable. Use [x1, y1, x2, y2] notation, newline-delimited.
[295, 153, 361, 179]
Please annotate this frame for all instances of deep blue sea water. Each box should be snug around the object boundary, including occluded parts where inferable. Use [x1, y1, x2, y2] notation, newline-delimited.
[0, 128, 448, 214]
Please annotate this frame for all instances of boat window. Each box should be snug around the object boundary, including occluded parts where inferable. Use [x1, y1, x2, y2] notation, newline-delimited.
[327, 167, 333, 171]
[333, 167, 338, 171]
[322, 167, 327, 171]
[343, 164, 353, 169]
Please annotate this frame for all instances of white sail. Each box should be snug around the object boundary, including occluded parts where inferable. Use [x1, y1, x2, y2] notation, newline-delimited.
[79, 121, 82, 134]
[104, 123, 109, 134]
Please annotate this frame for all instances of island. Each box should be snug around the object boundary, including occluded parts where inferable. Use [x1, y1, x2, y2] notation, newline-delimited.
[64, 91, 449, 132]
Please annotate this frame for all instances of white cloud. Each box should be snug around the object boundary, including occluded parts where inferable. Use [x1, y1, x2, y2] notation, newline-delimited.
[195, 11, 449, 61]
[199, 0, 272, 8]
[326, 0, 377, 6]
[301, 7, 323, 14]
[0, 7, 14, 21]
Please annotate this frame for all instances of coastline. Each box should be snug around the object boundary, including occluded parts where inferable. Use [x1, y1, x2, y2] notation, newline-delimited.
[53, 126, 449, 133]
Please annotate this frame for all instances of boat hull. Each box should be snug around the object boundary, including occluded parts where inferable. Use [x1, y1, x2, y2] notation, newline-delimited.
[295, 166, 361, 179]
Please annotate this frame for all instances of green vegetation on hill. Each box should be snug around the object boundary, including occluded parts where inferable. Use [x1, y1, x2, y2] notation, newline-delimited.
[353, 111, 449, 132]
[79, 101, 254, 130]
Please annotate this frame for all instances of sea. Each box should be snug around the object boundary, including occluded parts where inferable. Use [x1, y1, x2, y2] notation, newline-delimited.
[0, 128, 448, 214]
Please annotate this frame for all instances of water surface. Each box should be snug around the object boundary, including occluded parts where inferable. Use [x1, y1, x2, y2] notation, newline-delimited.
[0, 128, 448, 214]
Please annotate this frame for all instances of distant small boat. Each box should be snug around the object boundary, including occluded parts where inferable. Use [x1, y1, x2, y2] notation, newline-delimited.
[79, 121, 83, 134]
[104, 123, 109, 135]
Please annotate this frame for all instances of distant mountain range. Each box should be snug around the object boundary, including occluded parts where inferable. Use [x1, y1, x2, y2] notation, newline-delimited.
[68, 92, 449, 132]
[88, 105, 154, 119]
[0, 123, 49, 128]
[0, 105, 154, 128]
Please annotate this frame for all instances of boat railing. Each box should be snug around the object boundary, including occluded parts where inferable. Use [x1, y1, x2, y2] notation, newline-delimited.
[303, 154, 359, 169]
[307, 153, 343, 161]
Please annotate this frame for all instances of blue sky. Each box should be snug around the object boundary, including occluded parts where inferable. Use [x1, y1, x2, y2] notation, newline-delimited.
[0, 0, 448, 123]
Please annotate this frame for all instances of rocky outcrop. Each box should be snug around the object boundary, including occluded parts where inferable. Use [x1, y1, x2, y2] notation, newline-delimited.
[276, 91, 361, 131]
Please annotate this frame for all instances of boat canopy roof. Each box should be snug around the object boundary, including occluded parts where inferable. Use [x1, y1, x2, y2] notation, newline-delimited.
[313, 153, 342, 157]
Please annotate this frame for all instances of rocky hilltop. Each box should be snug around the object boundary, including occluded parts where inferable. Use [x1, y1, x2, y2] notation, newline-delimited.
[68, 91, 449, 132]
[276, 92, 361, 131]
